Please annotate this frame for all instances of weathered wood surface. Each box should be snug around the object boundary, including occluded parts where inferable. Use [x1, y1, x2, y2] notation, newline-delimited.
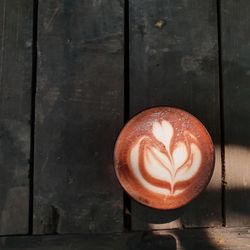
[0, 227, 249, 250]
[34, 0, 124, 233]
[175, 227, 250, 250]
[129, 0, 221, 229]
[221, 0, 250, 226]
[0, 0, 32, 234]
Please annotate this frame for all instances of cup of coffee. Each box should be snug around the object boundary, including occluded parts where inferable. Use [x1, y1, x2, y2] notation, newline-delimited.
[114, 107, 215, 210]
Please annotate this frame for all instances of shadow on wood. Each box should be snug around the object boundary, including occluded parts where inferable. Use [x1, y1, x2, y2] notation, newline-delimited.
[132, 187, 250, 228]
[0, 225, 250, 249]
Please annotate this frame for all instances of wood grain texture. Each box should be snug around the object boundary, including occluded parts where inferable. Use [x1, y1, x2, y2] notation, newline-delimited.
[129, 0, 221, 228]
[34, 0, 124, 234]
[0, 227, 249, 249]
[0, 0, 32, 234]
[221, 0, 250, 226]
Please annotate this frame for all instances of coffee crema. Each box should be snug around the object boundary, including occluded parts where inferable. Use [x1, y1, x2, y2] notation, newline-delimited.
[114, 107, 215, 209]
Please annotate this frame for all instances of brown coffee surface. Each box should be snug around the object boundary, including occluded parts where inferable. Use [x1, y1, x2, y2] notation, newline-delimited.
[114, 107, 215, 209]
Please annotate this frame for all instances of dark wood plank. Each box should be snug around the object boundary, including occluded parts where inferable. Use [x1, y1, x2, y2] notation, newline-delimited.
[129, 0, 221, 228]
[221, 0, 250, 226]
[0, 0, 32, 234]
[0, 233, 176, 250]
[34, 0, 124, 233]
[175, 227, 250, 250]
[0, 227, 249, 249]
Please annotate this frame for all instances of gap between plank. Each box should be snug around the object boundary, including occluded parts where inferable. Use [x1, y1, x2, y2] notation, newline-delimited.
[29, 0, 39, 234]
[216, 0, 226, 227]
[123, 0, 132, 232]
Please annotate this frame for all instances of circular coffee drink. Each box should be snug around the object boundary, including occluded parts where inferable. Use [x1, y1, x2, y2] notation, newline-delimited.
[114, 107, 215, 209]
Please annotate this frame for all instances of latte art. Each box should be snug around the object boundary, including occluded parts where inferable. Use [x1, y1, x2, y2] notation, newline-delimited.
[130, 120, 202, 196]
[114, 107, 215, 209]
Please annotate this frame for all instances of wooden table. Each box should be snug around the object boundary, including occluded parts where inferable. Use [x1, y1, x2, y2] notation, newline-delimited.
[0, 0, 249, 249]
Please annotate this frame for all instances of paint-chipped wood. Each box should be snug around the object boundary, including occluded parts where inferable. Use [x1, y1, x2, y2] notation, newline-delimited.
[34, 0, 124, 234]
[0, 227, 249, 249]
[221, 0, 250, 226]
[0, 0, 32, 234]
[129, 0, 221, 229]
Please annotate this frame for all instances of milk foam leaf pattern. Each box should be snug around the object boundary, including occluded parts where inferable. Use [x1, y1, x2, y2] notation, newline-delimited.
[130, 120, 202, 195]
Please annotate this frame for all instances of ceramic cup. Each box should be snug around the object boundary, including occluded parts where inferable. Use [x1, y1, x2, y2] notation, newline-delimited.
[114, 107, 215, 210]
